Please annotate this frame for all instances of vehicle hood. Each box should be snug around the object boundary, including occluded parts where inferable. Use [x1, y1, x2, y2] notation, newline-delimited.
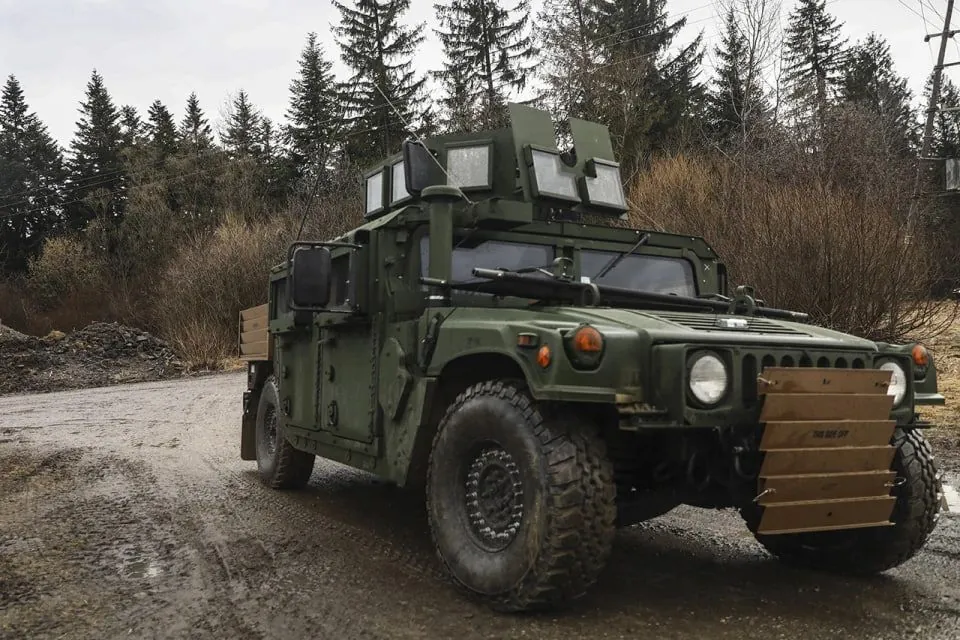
[528, 307, 878, 351]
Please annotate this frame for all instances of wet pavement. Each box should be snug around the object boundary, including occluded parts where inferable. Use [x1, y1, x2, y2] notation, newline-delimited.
[1, 373, 959, 639]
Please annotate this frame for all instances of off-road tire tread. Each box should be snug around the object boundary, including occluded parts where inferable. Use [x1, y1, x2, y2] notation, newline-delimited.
[426, 379, 617, 612]
[261, 375, 315, 490]
[750, 428, 940, 574]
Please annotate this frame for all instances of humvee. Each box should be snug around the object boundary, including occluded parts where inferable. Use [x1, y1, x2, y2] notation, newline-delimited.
[238, 104, 946, 612]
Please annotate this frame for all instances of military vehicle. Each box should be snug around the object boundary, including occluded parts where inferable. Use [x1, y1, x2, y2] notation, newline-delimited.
[237, 104, 946, 612]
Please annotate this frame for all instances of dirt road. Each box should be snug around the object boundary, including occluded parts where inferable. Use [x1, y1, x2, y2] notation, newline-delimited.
[2, 373, 959, 640]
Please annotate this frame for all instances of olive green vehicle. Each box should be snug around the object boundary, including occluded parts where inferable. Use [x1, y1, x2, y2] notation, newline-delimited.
[238, 104, 947, 612]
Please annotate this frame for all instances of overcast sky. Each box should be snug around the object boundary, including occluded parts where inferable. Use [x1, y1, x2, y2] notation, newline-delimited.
[0, 0, 955, 147]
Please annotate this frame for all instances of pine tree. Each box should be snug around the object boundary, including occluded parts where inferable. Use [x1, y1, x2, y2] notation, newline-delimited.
[67, 69, 125, 231]
[0, 75, 66, 274]
[708, 8, 769, 144]
[285, 32, 342, 187]
[119, 105, 145, 148]
[782, 0, 848, 128]
[588, 0, 706, 168]
[332, 0, 428, 165]
[841, 33, 916, 153]
[221, 89, 262, 157]
[434, 0, 538, 130]
[146, 99, 178, 159]
[178, 92, 213, 152]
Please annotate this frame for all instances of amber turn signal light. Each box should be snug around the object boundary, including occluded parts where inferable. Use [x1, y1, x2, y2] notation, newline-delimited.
[536, 345, 552, 368]
[572, 325, 604, 353]
[912, 344, 929, 367]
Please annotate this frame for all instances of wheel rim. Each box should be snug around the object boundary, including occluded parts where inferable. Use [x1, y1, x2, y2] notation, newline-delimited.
[465, 445, 524, 552]
[262, 406, 278, 456]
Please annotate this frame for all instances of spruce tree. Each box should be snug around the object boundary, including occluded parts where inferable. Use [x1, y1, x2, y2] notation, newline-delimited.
[537, 0, 603, 126]
[0, 75, 66, 274]
[146, 99, 178, 159]
[588, 0, 705, 169]
[434, 0, 538, 130]
[179, 92, 213, 152]
[332, 0, 428, 165]
[782, 0, 848, 128]
[119, 105, 145, 148]
[221, 89, 262, 157]
[67, 69, 125, 231]
[285, 32, 342, 186]
[708, 8, 768, 144]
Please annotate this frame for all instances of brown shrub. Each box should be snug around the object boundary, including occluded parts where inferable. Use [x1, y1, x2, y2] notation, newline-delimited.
[627, 152, 957, 342]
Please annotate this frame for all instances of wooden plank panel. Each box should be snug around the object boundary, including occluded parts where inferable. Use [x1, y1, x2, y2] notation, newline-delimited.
[240, 328, 267, 345]
[241, 316, 268, 333]
[760, 446, 895, 476]
[758, 367, 892, 396]
[240, 340, 268, 356]
[760, 420, 896, 450]
[240, 304, 268, 322]
[759, 393, 893, 422]
[757, 496, 896, 535]
[757, 471, 896, 505]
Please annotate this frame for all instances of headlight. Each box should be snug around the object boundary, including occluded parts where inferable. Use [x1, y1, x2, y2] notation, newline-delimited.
[688, 352, 729, 406]
[879, 360, 907, 407]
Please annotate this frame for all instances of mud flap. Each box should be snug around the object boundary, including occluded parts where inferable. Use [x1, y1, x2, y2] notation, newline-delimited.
[755, 367, 898, 535]
[241, 390, 257, 460]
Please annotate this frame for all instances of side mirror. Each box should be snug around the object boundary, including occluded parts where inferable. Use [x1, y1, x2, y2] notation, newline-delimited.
[289, 245, 332, 310]
[403, 140, 442, 196]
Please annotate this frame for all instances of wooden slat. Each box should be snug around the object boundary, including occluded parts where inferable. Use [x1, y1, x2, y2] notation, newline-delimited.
[757, 496, 896, 535]
[759, 393, 893, 422]
[240, 328, 267, 345]
[240, 340, 268, 357]
[760, 420, 896, 450]
[760, 446, 895, 476]
[759, 367, 892, 396]
[757, 471, 896, 505]
[241, 316, 267, 333]
[240, 304, 268, 322]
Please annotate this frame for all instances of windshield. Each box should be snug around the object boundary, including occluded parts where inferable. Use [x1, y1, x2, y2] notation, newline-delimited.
[581, 249, 697, 297]
[419, 236, 553, 286]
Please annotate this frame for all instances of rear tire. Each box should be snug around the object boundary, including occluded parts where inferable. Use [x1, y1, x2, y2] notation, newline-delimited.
[426, 380, 617, 612]
[743, 427, 941, 574]
[255, 376, 315, 490]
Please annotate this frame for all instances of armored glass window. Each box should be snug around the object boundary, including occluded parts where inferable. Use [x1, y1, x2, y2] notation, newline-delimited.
[583, 159, 627, 210]
[580, 250, 697, 297]
[529, 149, 580, 202]
[420, 237, 553, 283]
[365, 169, 385, 215]
[447, 145, 491, 190]
[391, 160, 409, 205]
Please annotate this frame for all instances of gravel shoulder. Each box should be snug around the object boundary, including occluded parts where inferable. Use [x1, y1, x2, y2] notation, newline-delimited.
[1, 373, 959, 640]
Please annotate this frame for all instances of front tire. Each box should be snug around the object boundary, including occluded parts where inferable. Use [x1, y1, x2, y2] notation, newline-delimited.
[255, 376, 315, 490]
[744, 427, 941, 574]
[426, 380, 617, 612]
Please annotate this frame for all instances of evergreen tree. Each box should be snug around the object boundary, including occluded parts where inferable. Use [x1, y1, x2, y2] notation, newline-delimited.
[589, 0, 706, 168]
[221, 89, 262, 157]
[434, 0, 538, 130]
[285, 32, 342, 186]
[708, 8, 769, 144]
[782, 0, 848, 128]
[537, 0, 603, 127]
[146, 99, 178, 159]
[841, 33, 916, 153]
[930, 76, 960, 160]
[178, 92, 213, 152]
[0, 75, 66, 274]
[332, 0, 428, 165]
[119, 105, 145, 148]
[66, 69, 125, 231]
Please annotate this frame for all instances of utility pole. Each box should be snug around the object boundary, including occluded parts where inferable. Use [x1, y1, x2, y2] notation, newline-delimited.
[909, 0, 956, 227]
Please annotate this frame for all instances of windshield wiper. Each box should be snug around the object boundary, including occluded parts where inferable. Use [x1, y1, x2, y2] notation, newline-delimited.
[594, 233, 650, 279]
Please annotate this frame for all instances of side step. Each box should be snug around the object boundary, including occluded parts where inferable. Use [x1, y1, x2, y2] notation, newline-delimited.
[755, 367, 897, 536]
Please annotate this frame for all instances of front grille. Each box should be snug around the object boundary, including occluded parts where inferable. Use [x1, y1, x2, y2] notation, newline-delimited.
[741, 350, 870, 406]
[655, 311, 808, 336]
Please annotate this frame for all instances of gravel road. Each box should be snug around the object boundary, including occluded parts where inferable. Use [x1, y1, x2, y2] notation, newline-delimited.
[1, 373, 959, 640]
